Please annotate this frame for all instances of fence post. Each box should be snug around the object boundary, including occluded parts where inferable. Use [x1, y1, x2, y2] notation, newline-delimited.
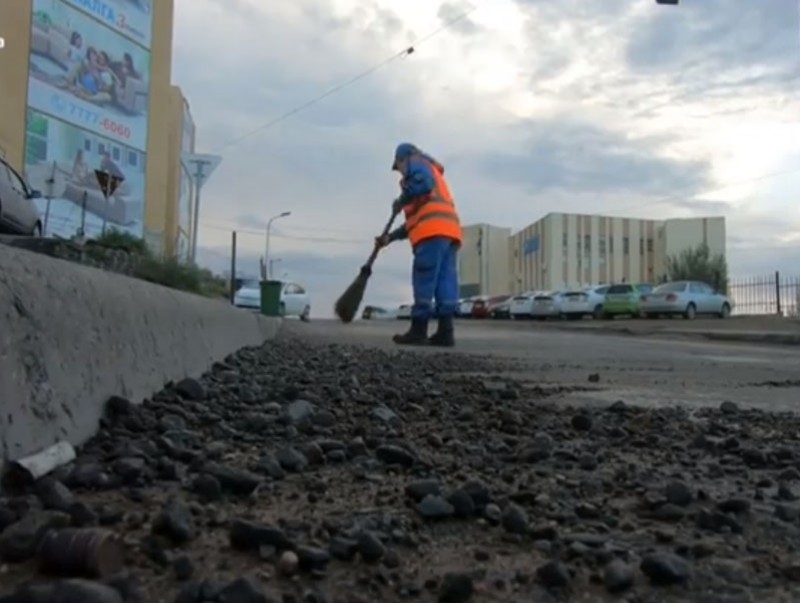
[229, 230, 237, 304]
[775, 270, 782, 316]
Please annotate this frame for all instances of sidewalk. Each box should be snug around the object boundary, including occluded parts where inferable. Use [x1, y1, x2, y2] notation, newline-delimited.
[545, 316, 800, 346]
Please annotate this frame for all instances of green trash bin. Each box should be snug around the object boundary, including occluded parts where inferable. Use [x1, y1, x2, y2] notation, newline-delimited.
[259, 280, 283, 316]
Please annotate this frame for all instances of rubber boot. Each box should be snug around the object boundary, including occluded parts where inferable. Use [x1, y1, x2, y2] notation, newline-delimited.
[393, 317, 429, 345]
[428, 315, 455, 347]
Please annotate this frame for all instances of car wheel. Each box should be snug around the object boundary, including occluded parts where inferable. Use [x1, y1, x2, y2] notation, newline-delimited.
[602, 313, 613, 320]
[300, 306, 311, 322]
[593, 304, 603, 320]
[718, 303, 731, 319]
[684, 303, 697, 320]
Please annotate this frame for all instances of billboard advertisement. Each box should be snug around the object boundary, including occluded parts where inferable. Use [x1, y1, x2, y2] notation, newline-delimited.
[27, 0, 151, 151]
[24, 109, 146, 239]
[61, 0, 154, 48]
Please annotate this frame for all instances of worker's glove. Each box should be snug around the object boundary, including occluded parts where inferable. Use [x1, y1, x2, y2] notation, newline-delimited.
[374, 234, 391, 249]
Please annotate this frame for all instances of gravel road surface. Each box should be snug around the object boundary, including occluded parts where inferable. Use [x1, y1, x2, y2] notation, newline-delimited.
[2, 319, 800, 602]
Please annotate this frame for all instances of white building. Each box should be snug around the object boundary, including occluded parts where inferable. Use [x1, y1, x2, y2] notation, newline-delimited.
[458, 223, 512, 297]
[458, 213, 726, 295]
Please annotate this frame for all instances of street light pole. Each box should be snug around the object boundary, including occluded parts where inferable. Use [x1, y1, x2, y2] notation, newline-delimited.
[265, 211, 291, 279]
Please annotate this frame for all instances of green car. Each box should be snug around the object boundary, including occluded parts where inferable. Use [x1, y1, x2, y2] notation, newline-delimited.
[602, 283, 654, 318]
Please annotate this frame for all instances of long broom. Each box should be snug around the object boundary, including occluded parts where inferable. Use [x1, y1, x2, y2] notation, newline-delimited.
[334, 210, 399, 323]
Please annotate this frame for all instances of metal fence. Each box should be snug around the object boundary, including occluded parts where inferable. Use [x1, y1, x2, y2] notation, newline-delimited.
[728, 272, 800, 317]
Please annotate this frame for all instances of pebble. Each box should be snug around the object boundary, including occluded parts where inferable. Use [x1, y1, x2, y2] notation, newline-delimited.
[604, 559, 635, 593]
[438, 572, 474, 602]
[640, 552, 691, 585]
[278, 550, 300, 576]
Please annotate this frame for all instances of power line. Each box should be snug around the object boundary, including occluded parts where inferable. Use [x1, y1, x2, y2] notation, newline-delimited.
[211, 3, 483, 154]
[199, 221, 367, 244]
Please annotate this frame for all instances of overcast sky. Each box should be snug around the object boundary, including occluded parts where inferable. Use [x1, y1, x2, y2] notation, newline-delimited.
[172, 0, 800, 316]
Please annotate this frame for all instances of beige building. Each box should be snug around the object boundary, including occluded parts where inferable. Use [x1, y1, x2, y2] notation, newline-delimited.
[0, 0, 191, 257]
[509, 213, 726, 293]
[458, 223, 512, 297]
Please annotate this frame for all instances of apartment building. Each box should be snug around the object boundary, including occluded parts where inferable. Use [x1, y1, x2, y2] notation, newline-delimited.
[509, 213, 726, 293]
[0, 0, 192, 257]
[458, 223, 512, 297]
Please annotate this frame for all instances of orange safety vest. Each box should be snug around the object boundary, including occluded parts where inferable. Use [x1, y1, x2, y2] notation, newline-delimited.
[403, 160, 463, 247]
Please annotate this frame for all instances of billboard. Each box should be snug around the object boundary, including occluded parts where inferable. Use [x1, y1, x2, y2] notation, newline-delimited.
[24, 109, 146, 239]
[28, 0, 151, 151]
[62, 0, 154, 48]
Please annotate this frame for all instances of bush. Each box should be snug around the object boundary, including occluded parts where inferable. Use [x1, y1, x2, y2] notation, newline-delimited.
[90, 229, 229, 299]
[664, 242, 729, 293]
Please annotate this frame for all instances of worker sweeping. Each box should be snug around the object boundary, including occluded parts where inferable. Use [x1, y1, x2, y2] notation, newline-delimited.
[375, 143, 463, 347]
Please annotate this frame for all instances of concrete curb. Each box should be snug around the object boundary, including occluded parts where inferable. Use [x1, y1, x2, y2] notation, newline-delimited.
[0, 245, 282, 463]
[548, 324, 800, 346]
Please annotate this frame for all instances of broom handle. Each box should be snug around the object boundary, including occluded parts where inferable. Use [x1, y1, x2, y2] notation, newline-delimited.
[364, 209, 400, 269]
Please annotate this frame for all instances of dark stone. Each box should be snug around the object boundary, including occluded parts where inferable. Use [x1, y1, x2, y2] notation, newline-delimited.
[153, 500, 195, 544]
[417, 495, 455, 519]
[204, 464, 262, 495]
[405, 479, 442, 501]
[604, 559, 634, 593]
[174, 378, 206, 401]
[35, 479, 75, 512]
[571, 414, 592, 431]
[502, 504, 529, 535]
[275, 447, 309, 473]
[297, 546, 331, 572]
[447, 489, 475, 518]
[640, 553, 691, 585]
[229, 519, 294, 552]
[192, 474, 223, 502]
[218, 576, 268, 603]
[665, 481, 693, 507]
[174, 555, 195, 581]
[329, 537, 359, 562]
[375, 445, 416, 467]
[357, 531, 385, 562]
[254, 455, 286, 480]
[0, 510, 71, 562]
[537, 561, 570, 588]
[438, 572, 474, 602]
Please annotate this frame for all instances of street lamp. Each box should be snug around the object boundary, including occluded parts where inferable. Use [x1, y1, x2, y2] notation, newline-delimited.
[265, 211, 290, 279]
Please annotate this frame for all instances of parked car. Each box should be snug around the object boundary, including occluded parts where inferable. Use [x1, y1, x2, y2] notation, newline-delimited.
[362, 305, 398, 320]
[233, 279, 312, 320]
[490, 296, 513, 319]
[531, 291, 566, 320]
[0, 156, 43, 236]
[509, 291, 539, 319]
[640, 280, 733, 319]
[601, 283, 653, 319]
[457, 296, 479, 318]
[559, 285, 610, 320]
[473, 295, 511, 319]
[397, 304, 412, 319]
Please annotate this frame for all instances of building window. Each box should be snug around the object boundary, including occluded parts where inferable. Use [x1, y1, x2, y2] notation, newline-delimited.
[83, 139, 92, 152]
[128, 151, 138, 168]
[639, 237, 644, 255]
[646, 238, 654, 253]
[598, 236, 606, 255]
[562, 231, 568, 250]
[98, 143, 106, 156]
[623, 237, 629, 255]
[583, 234, 591, 255]
[112, 147, 121, 162]
[609, 236, 614, 254]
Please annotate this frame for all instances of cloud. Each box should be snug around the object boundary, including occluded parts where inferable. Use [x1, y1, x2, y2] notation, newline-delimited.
[173, 0, 800, 315]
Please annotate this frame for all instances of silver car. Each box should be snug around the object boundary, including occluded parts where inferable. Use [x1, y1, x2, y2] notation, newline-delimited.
[640, 280, 733, 319]
[0, 157, 42, 236]
[531, 290, 566, 320]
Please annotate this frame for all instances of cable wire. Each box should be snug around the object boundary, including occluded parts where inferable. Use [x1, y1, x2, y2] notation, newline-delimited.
[211, 3, 483, 154]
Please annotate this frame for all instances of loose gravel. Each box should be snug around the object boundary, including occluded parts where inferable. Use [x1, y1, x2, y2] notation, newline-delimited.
[2, 337, 800, 602]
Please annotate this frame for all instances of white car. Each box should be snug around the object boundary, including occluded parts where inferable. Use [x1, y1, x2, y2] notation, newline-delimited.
[233, 279, 311, 320]
[397, 304, 412, 319]
[559, 285, 610, 320]
[0, 157, 43, 236]
[457, 296, 479, 318]
[509, 291, 539, 319]
[531, 290, 567, 320]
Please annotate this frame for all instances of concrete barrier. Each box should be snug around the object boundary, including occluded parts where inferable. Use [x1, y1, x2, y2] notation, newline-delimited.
[0, 244, 281, 463]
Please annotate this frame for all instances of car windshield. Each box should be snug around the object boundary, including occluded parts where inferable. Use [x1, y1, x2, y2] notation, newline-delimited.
[240, 280, 260, 290]
[654, 282, 687, 293]
[607, 285, 632, 294]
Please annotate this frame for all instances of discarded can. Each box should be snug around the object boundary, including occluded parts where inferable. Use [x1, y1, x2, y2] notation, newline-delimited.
[38, 528, 124, 578]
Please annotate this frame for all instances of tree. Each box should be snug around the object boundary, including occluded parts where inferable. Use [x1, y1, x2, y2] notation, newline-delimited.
[664, 242, 728, 293]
